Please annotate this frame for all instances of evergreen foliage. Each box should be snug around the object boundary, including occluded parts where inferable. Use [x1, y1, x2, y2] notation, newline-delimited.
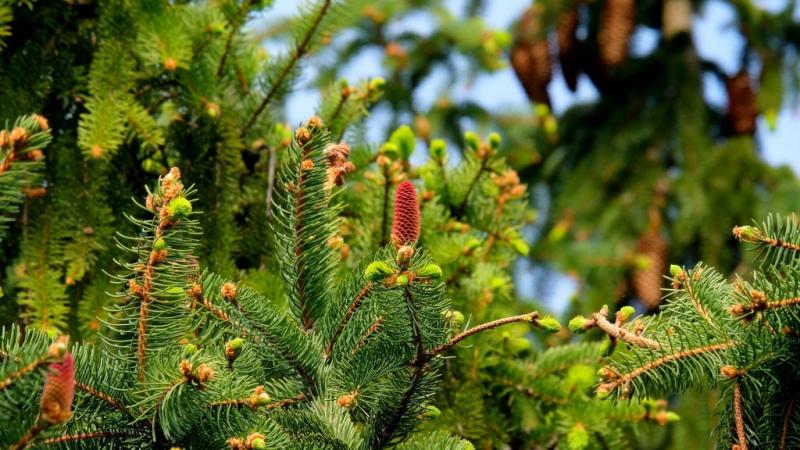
[581, 215, 800, 448]
[0, 143, 560, 448]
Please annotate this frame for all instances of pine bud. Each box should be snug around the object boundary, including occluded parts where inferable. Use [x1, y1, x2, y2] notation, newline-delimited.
[595, 385, 612, 400]
[368, 77, 385, 91]
[395, 274, 409, 286]
[337, 392, 357, 409]
[464, 131, 480, 151]
[535, 316, 561, 333]
[424, 404, 441, 418]
[221, 282, 237, 301]
[206, 102, 220, 118]
[364, 261, 393, 281]
[33, 114, 49, 131]
[391, 181, 421, 246]
[48, 336, 69, 358]
[443, 309, 465, 327]
[389, 125, 416, 159]
[164, 58, 178, 72]
[568, 315, 589, 334]
[153, 238, 166, 250]
[732, 225, 761, 242]
[250, 437, 266, 450]
[381, 142, 400, 159]
[510, 238, 530, 256]
[416, 263, 442, 279]
[254, 392, 271, 406]
[226, 338, 245, 361]
[396, 245, 414, 263]
[40, 353, 75, 424]
[183, 343, 198, 356]
[668, 264, 682, 276]
[167, 197, 192, 219]
[617, 306, 635, 322]
[488, 132, 502, 149]
[566, 422, 589, 450]
[429, 138, 446, 161]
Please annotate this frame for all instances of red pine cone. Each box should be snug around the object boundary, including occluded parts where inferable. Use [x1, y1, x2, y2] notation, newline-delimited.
[598, 0, 635, 69]
[558, 8, 581, 92]
[40, 353, 75, 424]
[391, 181, 420, 246]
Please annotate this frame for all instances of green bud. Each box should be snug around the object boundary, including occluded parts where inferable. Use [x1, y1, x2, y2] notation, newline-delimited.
[568, 315, 588, 334]
[465, 238, 482, 251]
[733, 225, 761, 242]
[167, 197, 192, 219]
[665, 411, 680, 423]
[617, 306, 635, 322]
[255, 392, 271, 406]
[443, 309, 465, 327]
[250, 437, 267, 450]
[227, 337, 245, 351]
[596, 388, 611, 400]
[510, 239, 529, 256]
[669, 264, 683, 276]
[381, 142, 400, 158]
[395, 274, 409, 286]
[368, 77, 385, 91]
[416, 263, 442, 279]
[153, 238, 166, 251]
[364, 261, 393, 281]
[488, 132, 502, 149]
[389, 125, 416, 159]
[536, 316, 561, 333]
[461, 442, 475, 450]
[429, 138, 447, 160]
[464, 131, 480, 151]
[566, 422, 589, 450]
[184, 343, 198, 355]
[424, 404, 441, 418]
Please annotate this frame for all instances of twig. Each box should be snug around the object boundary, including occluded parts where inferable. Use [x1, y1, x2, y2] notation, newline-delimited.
[733, 382, 748, 450]
[426, 312, 540, 358]
[242, 0, 332, 134]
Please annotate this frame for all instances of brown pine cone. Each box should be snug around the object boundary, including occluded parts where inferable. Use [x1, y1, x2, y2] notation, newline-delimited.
[725, 70, 758, 135]
[598, 0, 635, 69]
[632, 229, 667, 309]
[558, 8, 581, 92]
[510, 5, 552, 105]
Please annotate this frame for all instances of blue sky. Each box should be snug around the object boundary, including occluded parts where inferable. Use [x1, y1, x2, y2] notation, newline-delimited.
[266, 0, 800, 173]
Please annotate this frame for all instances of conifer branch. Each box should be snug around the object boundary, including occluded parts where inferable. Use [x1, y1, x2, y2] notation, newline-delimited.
[242, 0, 332, 134]
[733, 382, 748, 450]
[10, 420, 48, 450]
[588, 307, 661, 350]
[324, 281, 373, 361]
[39, 431, 142, 445]
[216, 0, 256, 78]
[597, 341, 735, 394]
[352, 315, 384, 354]
[75, 382, 132, 417]
[734, 225, 800, 253]
[781, 399, 793, 450]
[371, 287, 426, 448]
[426, 312, 540, 359]
[294, 139, 314, 330]
[453, 156, 490, 218]
[0, 354, 49, 391]
[730, 294, 800, 316]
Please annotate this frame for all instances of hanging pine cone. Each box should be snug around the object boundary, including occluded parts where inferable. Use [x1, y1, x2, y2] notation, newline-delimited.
[632, 228, 667, 310]
[725, 69, 758, 136]
[510, 5, 552, 105]
[598, 0, 635, 69]
[558, 8, 581, 92]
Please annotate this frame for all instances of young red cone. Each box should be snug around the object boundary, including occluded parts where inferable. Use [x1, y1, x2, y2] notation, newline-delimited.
[40, 353, 75, 424]
[391, 181, 420, 246]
